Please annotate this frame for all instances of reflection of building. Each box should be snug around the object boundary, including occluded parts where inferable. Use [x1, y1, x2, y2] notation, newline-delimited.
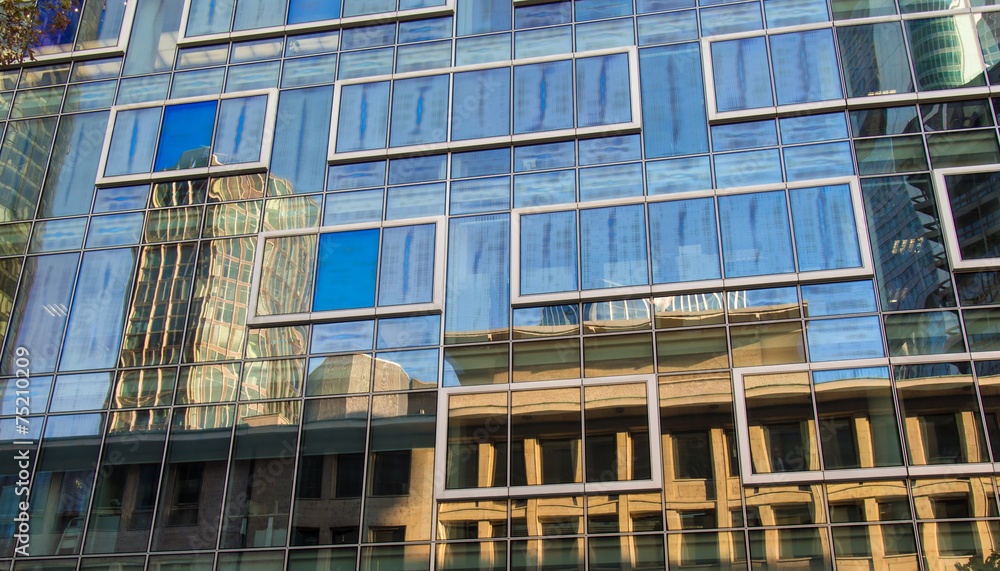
[8, 0, 1000, 569]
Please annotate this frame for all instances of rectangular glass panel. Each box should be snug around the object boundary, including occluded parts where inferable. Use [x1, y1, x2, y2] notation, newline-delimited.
[580, 205, 648, 290]
[312, 230, 378, 312]
[452, 68, 511, 141]
[730, 322, 805, 367]
[576, 53, 632, 127]
[337, 82, 390, 152]
[514, 60, 574, 134]
[389, 75, 449, 148]
[513, 338, 580, 382]
[445, 214, 510, 343]
[711, 37, 773, 112]
[447, 392, 507, 489]
[719, 191, 794, 278]
[649, 198, 721, 284]
[744, 372, 819, 473]
[443, 344, 509, 387]
[585, 383, 650, 482]
[583, 333, 654, 377]
[511, 388, 581, 486]
[153, 101, 217, 172]
[214, 95, 267, 165]
[291, 396, 367, 545]
[521, 211, 577, 295]
[378, 224, 435, 306]
[813, 367, 902, 469]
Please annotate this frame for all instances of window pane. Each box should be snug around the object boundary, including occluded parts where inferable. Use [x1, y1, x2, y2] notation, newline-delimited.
[233, 0, 285, 30]
[445, 214, 510, 343]
[514, 60, 574, 134]
[649, 198, 721, 284]
[745, 372, 819, 473]
[291, 396, 366, 545]
[451, 68, 511, 141]
[813, 368, 902, 469]
[585, 383, 650, 482]
[580, 205, 648, 290]
[154, 101, 217, 171]
[906, 16, 986, 91]
[511, 388, 581, 485]
[378, 224, 435, 306]
[789, 184, 862, 271]
[210, 95, 267, 165]
[446, 392, 507, 489]
[186, 0, 235, 36]
[894, 363, 988, 464]
[576, 53, 632, 127]
[639, 43, 708, 158]
[314, 229, 379, 311]
[711, 37, 773, 112]
[837, 23, 913, 98]
[520, 211, 578, 295]
[337, 82, 390, 152]
[2, 253, 78, 374]
[389, 75, 449, 147]
[719, 191, 794, 278]
[106, 108, 160, 176]
[770, 29, 843, 105]
[271, 85, 334, 194]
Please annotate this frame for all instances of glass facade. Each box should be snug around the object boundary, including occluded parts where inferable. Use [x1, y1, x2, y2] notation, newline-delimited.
[7, 0, 1000, 569]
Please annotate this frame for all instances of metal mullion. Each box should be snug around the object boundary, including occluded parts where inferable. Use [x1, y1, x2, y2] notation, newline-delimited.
[354, 391, 376, 566]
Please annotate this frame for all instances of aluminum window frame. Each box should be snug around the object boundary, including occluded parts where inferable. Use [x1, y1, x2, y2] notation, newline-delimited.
[510, 176, 875, 305]
[433, 373, 664, 501]
[932, 164, 1000, 271]
[95, 88, 279, 186]
[247, 214, 447, 326]
[176, 0, 456, 47]
[327, 46, 642, 163]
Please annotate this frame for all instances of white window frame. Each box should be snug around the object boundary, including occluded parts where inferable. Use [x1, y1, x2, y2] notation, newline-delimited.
[24, 0, 138, 64]
[247, 215, 447, 326]
[327, 46, 642, 163]
[176, 0, 456, 47]
[732, 360, 997, 486]
[510, 176, 874, 305]
[433, 374, 664, 501]
[95, 88, 279, 186]
[932, 163, 1000, 270]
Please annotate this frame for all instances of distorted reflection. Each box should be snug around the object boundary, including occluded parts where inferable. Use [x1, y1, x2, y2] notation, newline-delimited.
[584, 383, 650, 483]
[813, 368, 903, 469]
[512, 388, 582, 486]
[745, 372, 820, 473]
[447, 392, 507, 489]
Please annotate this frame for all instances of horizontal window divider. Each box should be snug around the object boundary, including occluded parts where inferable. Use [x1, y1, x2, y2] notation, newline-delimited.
[175, 0, 456, 48]
[886, 352, 975, 365]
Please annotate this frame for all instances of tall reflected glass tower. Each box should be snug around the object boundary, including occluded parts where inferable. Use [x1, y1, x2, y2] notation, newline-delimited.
[5, 0, 1000, 569]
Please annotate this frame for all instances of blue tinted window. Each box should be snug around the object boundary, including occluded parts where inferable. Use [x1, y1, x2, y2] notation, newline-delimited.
[646, 156, 712, 195]
[314, 229, 380, 311]
[389, 154, 447, 184]
[385, 183, 446, 219]
[399, 17, 453, 42]
[311, 320, 375, 352]
[719, 191, 794, 278]
[377, 315, 441, 349]
[649, 198, 721, 283]
[711, 120, 777, 151]
[271, 85, 334, 193]
[514, 170, 576, 207]
[445, 214, 510, 342]
[389, 75, 449, 147]
[450, 177, 510, 215]
[379, 224, 436, 306]
[186, 0, 235, 36]
[456, 0, 512, 36]
[514, 60, 574, 134]
[700, 3, 761, 36]
[343, 0, 395, 18]
[233, 0, 285, 31]
[639, 44, 708, 158]
[714, 149, 782, 188]
[92, 185, 149, 213]
[154, 100, 217, 171]
[807, 316, 885, 361]
[324, 189, 383, 226]
[783, 141, 855, 182]
[801, 281, 878, 316]
[637, 11, 698, 46]
[780, 113, 848, 144]
[770, 29, 843, 105]
[521, 211, 578, 295]
[575, 0, 633, 21]
[516, 2, 571, 27]
[328, 161, 386, 191]
[342, 23, 396, 49]
[712, 37, 773, 112]
[576, 53, 632, 127]
[287, 0, 340, 23]
[514, 141, 575, 172]
[579, 135, 641, 165]
[452, 68, 511, 141]
[106, 107, 160, 176]
[214, 95, 266, 164]
[580, 205, 648, 290]
[85, 213, 144, 248]
[789, 184, 862, 272]
[579, 164, 643, 202]
[336, 82, 389, 152]
[452, 149, 510, 177]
